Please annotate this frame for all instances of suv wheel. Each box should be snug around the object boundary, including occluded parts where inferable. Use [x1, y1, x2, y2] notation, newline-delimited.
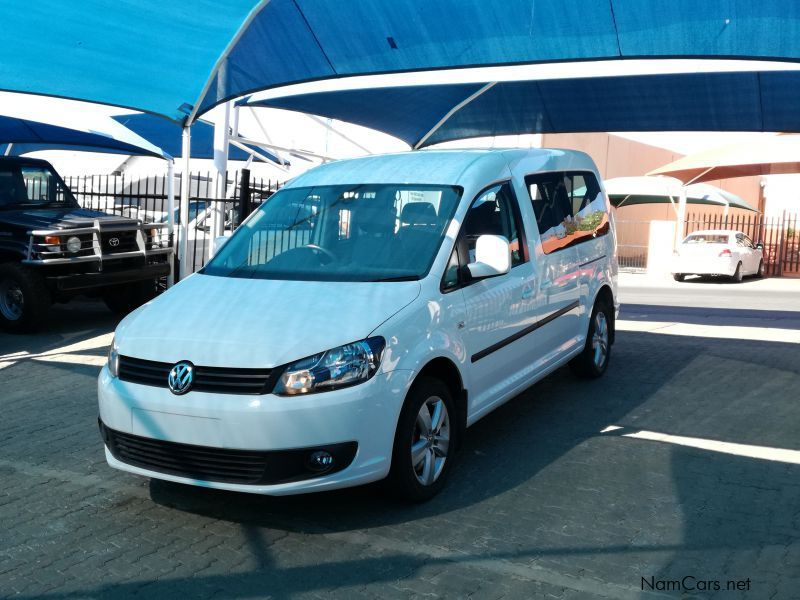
[570, 299, 612, 379]
[0, 263, 52, 333]
[103, 280, 157, 315]
[387, 377, 457, 502]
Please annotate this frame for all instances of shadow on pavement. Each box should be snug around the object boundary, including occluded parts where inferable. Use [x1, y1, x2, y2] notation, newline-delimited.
[6, 326, 800, 599]
[0, 298, 118, 356]
[621, 303, 800, 330]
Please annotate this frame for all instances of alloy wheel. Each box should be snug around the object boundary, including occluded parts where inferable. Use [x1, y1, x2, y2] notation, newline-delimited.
[411, 396, 450, 486]
[592, 311, 609, 369]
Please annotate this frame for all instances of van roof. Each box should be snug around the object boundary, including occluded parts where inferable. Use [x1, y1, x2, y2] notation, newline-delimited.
[286, 148, 596, 189]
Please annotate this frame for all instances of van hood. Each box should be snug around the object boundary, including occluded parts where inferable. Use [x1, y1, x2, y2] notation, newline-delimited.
[115, 273, 421, 368]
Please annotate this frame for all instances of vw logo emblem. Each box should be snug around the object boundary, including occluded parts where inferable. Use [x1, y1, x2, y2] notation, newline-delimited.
[167, 361, 194, 395]
[108, 237, 120, 247]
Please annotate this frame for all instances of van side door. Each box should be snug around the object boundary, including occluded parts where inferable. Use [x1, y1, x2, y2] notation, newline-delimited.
[447, 182, 539, 415]
[525, 171, 607, 355]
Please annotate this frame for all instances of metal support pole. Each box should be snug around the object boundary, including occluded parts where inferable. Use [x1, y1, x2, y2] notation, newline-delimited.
[676, 186, 687, 250]
[210, 101, 231, 256]
[166, 159, 175, 287]
[178, 126, 191, 281]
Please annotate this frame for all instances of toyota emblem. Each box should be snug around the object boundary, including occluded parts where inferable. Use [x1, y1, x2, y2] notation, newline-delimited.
[167, 361, 194, 395]
[108, 237, 120, 247]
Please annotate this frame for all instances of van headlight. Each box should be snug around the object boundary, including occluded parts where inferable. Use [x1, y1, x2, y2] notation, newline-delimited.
[274, 337, 385, 395]
[107, 338, 120, 378]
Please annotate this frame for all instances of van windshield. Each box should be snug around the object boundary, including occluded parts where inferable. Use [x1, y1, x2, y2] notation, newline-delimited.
[203, 183, 462, 282]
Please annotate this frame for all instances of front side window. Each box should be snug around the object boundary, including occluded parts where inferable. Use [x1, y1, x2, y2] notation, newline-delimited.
[0, 164, 77, 208]
[203, 183, 462, 282]
[526, 171, 608, 254]
[460, 183, 525, 267]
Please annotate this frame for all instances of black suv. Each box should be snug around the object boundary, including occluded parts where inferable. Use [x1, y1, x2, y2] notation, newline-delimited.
[0, 157, 171, 332]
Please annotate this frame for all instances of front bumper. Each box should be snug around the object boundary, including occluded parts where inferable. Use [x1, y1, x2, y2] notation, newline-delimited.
[97, 365, 415, 495]
[46, 262, 171, 291]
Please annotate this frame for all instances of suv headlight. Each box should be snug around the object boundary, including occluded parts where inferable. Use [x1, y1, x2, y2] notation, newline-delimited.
[274, 337, 385, 395]
[107, 338, 120, 378]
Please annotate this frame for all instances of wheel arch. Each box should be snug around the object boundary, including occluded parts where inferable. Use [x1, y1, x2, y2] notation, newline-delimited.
[593, 284, 616, 345]
[409, 356, 468, 449]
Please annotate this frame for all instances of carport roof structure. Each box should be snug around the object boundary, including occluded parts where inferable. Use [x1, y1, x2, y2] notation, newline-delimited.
[243, 70, 800, 148]
[109, 114, 284, 164]
[0, 114, 167, 159]
[6, 1, 800, 123]
[649, 134, 800, 183]
[605, 176, 757, 212]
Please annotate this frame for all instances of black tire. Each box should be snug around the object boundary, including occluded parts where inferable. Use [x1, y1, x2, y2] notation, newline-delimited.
[570, 299, 612, 379]
[673, 273, 685, 282]
[386, 377, 457, 502]
[0, 263, 52, 333]
[756, 260, 765, 278]
[731, 262, 743, 283]
[103, 279, 157, 315]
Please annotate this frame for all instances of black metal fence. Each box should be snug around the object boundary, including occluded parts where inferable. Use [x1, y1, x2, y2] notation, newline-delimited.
[65, 171, 281, 274]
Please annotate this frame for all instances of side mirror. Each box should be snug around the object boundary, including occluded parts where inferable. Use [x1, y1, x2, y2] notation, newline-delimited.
[466, 235, 510, 279]
[755, 242, 764, 250]
[211, 235, 229, 257]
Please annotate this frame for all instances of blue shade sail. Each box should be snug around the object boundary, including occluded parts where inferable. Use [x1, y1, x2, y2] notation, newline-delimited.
[0, 114, 166, 158]
[110, 114, 283, 164]
[3, 1, 800, 122]
[246, 71, 800, 147]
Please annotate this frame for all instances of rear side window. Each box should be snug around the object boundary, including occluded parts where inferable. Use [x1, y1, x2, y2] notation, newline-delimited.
[684, 234, 729, 244]
[526, 171, 609, 254]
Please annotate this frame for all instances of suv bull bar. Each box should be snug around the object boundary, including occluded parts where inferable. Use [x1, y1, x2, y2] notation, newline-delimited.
[22, 219, 173, 266]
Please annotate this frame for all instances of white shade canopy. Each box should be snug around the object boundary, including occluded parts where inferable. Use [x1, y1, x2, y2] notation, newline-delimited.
[648, 135, 800, 184]
[605, 176, 756, 212]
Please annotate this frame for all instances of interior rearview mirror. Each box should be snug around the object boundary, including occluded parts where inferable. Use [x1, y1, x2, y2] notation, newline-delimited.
[466, 234, 511, 279]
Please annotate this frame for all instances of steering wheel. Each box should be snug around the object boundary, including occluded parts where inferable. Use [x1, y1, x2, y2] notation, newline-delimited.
[303, 244, 337, 263]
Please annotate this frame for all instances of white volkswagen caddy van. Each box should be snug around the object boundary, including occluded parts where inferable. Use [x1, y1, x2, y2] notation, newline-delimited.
[99, 149, 618, 501]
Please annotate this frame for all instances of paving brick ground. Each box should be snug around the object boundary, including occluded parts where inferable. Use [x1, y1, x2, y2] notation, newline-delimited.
[1, 294, 799, 599]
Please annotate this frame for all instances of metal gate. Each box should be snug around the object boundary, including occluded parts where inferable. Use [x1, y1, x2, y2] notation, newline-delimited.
[67, 170, 281, 275]
[614, 220, 650, 271]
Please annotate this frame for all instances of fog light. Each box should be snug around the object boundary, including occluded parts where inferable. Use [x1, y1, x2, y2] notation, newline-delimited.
[66, 236, 82, 253]
[306, 450, 334, 473]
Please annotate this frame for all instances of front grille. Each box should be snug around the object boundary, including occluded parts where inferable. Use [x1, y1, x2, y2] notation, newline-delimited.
[100, 421, 358, 485]
[118, 355, 274, 395]
[101, 230, 139, 254]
